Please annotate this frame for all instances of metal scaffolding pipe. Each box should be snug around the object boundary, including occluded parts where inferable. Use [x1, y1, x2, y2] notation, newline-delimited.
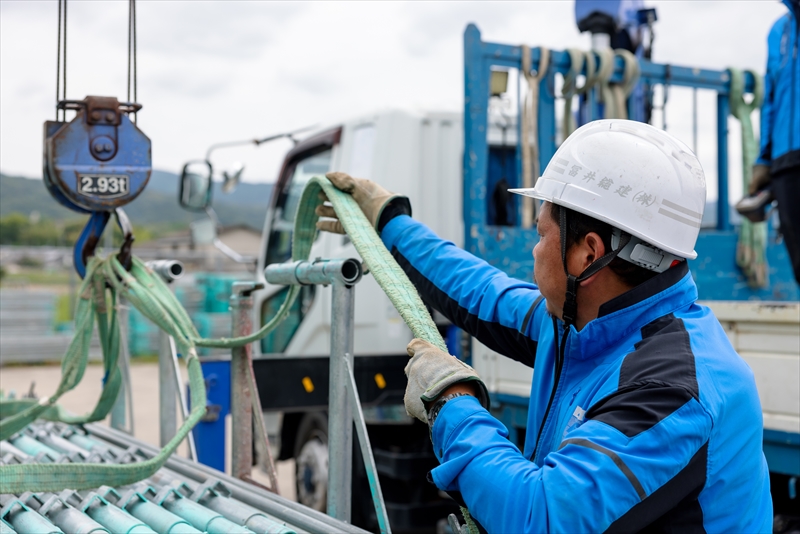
[0, 442, 30, 462]
[196, 489, 294, 534]
[145, 485, 254, 534]
[327, 278, 354, 522]
[86, 423, 370, 534]
[0, 499, 61, 534]
[265, 257, 390, 531]
[0, 518, 17, 534]
[22, 493, 107, 534]
[264, 259, 362, 287]
[103, 487, 202, 534]
[63, 490, 155, 534]
[158, 328, 178, 448]
[8, 435, 60, 462]
[146, 467, 292, 534]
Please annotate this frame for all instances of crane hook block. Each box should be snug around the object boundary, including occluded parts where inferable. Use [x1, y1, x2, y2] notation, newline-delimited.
[43, 95, 151, 213]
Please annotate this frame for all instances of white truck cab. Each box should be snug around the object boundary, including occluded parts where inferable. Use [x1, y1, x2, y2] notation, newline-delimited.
[252, 110, 464, 360]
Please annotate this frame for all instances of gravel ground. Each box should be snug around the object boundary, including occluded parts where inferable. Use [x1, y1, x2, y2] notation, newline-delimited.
[0, 361, 296, 501]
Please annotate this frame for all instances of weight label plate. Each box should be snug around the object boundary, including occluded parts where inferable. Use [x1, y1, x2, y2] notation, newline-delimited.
[77, 174, 129, 198]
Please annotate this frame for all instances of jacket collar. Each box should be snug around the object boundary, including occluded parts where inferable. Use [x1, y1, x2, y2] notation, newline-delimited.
[783, 0, 797, 19]
[565, 262, 697, 361]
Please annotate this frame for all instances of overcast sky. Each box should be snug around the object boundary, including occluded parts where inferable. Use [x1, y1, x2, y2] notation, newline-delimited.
[0, 1, 789, 201]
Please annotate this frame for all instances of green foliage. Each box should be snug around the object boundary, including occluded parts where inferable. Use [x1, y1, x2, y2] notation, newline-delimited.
[1, 269, 71, 286]
[0, 213, 29, 243]
[0, 213, 69, 246]
[18, 256, 43, 268]
[55, 293, 73, 323]
[0, 211, 178, 247]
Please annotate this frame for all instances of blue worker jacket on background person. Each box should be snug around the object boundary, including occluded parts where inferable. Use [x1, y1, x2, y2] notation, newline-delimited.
[382, 215, 772, 533]
[757, 0, 800, 173]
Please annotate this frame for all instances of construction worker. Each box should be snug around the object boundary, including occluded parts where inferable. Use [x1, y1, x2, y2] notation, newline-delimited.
[575, 0, 649, 54]
[317, 119, 771, 532]
[737, 0, 800, 284]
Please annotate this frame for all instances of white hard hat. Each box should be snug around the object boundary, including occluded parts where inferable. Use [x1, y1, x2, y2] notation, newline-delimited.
[510, 119, 706, 260]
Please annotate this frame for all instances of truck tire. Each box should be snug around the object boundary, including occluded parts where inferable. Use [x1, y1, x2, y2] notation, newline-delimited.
[294, 411, 328, 512]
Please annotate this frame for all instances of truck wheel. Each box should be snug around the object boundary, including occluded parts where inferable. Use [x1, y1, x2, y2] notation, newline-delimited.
[294, 412, 328, 512]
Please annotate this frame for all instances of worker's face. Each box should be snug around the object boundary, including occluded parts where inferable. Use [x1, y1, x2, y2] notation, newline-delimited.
[533, 202, 567, 318]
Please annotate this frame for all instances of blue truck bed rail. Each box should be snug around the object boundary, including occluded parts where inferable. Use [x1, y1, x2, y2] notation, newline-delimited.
[462, 23, 798, 301]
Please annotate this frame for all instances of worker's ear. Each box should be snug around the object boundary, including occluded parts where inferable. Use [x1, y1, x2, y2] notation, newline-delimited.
[573, 231, 607, 286]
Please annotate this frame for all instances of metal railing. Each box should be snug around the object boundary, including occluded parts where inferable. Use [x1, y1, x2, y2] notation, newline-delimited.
[462, 23, 798, 301]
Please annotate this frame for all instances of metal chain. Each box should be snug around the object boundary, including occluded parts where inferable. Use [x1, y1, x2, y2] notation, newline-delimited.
[56, 0, 138, 122]
[127, 0, 131, 102]
[55, 0, 67, 121]
[127, 0, 138, 122]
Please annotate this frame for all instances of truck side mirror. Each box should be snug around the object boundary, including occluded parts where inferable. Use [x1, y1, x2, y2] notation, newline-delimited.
[179, 160, 213, 211]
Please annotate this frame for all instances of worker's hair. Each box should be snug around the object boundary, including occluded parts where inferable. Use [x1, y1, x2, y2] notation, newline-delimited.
[546, 203, 658, 288]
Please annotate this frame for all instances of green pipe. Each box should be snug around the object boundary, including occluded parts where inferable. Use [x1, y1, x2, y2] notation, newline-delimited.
[124, 498, 202, 534]
[9, 435, 61, 461]
[78, 494, 155, 534]
[1, 500, 63, 534]
[63, 430, 114, 458]
[199, 493, 296, 534]
[161, 494, 253, 534]
[42, 503, 108, 534]
[0, 518, 16, 534]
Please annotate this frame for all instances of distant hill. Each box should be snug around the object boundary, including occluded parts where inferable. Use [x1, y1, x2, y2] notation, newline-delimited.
[0, 171, 273, 230]
[1, 171, 733, 232]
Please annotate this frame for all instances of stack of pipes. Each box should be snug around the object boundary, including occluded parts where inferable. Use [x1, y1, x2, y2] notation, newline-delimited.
[0, 421, 370, 534]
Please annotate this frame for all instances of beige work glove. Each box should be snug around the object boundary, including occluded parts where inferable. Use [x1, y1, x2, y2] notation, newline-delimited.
[749, 164, 771, 195]
[404, 338, 489, 424]
[315, 171, 408, 234]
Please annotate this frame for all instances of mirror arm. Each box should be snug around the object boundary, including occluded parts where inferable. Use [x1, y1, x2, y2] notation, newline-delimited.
[204, 125, 320, 160]
[204, 206, 256, 267]
[204, 206, 221, 228]
[213, 237, 257, 267]
[205, 139, 255, 162]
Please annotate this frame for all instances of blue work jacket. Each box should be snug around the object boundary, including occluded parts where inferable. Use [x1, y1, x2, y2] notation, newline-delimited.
[757, 0, 800, 173]
[382, 215, 772, 533]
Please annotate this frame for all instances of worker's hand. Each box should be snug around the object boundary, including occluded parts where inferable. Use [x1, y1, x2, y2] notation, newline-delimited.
[404, 338, 489, 424]
[749, 164, 771, 195]
[315, 172, 409, 234]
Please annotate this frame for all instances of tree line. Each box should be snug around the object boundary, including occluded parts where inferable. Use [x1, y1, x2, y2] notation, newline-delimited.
[0, 212, 158, 247]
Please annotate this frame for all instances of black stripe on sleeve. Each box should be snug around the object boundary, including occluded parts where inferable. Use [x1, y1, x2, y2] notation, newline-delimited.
[605, 442, 708, 534]
[586, 314, 699, 437]
[392, 248, 538, 367]
[559, 438, 646, 500]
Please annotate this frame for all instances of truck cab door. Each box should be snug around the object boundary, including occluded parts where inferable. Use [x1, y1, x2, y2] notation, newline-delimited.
[254, 129, 341, 357]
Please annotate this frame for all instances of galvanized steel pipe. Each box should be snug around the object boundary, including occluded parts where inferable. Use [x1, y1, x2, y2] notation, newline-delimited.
[0, 499, 62, 534]
[327, 278, 355, 522]
[149, 489, 253, 534]
[65, 491, 155, 534]
[23, 492, 108, 534]
[264, 259, 362, 287]
[86, 423, 370, 534]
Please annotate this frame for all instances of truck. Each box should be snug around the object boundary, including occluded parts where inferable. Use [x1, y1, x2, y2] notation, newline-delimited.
[184, 26, 800, 534]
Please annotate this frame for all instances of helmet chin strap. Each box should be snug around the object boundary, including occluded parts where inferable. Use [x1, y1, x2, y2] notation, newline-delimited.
[559, 207, 631, 328]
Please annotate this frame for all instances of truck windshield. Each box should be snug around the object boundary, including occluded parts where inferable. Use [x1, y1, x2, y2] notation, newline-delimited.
[266, 149, 332, 266]
[261, 148, 332, 354]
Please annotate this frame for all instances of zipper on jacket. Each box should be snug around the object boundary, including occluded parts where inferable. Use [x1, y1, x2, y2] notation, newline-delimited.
[531, 317, 568, 462]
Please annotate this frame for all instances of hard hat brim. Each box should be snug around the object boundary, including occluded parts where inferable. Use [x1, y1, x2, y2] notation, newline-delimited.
[509, 184, 698, 260]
